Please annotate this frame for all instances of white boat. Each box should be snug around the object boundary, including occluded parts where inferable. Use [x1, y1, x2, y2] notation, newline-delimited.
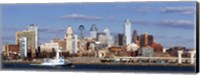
[31, 47, 72, 67]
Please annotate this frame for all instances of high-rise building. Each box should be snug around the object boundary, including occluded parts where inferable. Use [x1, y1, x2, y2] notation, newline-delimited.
[78, 25, 85, 39]
[90, 24, 98, 39]
[148, 35, 154, 46]
[140, 32, 149, 47]
[16, 24, 37, 57]
[27, 24, 38, 49]
[124, 19, 132, 45]
[103, 27, 112, 48]
[140, 32, 154, 47]
[72, 34, 79, 54]
[132, 30, 138, 43]
[65, 26, 74, 53]
[114, 34, 126, 46]
[96, 32, 107, 48]
[19, 37, 28, 58]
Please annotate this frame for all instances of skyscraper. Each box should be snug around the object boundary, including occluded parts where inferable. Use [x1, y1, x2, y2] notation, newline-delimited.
[132, 30, 138, 43]
[27, 24, 38, 49]
[103, 27, 112, 47]
[19, 37, 28, 58]
[78, 25, 85, 39]
[124, 19, 132, 45]
[140, 32, 148, 47]
[16, 24, 37, 58]
[65, 26, 73, 53]
[114, 34, 126, 46]
[90, 24, 98, 39]
[72, 34, 79, 54]
[140, 32, 154, 47]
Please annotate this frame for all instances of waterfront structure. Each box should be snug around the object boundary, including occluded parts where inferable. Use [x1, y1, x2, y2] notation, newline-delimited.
[178, 50, 183, 64]
[189, 50, 196, 64]
[96, 32, 107, 49]
[103, 27, 112, 48]
[141, 46, 154, 57]
[40, 41, 59, 52]
[124, 19, 132, 45]
[90, 24, 98, 39]
[78, 25, 85, 39]
[3, 44, 20, 57]
[19, 37, 28, 58]
[52, 38, 66, 51]
[65, 26, 74, 53]
[114, 34, 126, 46]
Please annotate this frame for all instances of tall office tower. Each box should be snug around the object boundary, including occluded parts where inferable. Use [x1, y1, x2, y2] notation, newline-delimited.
[16, 25, 37, 58]
[103, 27, 112, 47]
[90, 24, 98, 39]
[114, 34, 126, 46]
[65, 26, 74, 53]
[78, 25, 85, 39]
[27, 24, 38, 49]
[132, 30, 138, 43]
[19, 37, 28, 58]
[72, 34, 79, 54]
[140, 32, 149, 47]
[139, 32, 155, 47]
[124, 19, 132, 45]
[148, 35, 154, 46]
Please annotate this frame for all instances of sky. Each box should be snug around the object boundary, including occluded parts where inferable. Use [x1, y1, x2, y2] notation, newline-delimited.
[1, 2, 197, 48]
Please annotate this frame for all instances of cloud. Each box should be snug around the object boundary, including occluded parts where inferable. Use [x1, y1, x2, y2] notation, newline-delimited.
[117, 6, 153, 13]
[160, 6, 195, 15]
[38, 27, 66, 33]
[156, 20, 194, 29]
[132, 19, 194, 29]
[60, 13, 102, 21]
[3, 26, 25, 31]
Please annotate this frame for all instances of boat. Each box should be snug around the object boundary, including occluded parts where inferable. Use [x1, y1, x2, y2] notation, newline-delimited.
[31, 47, 72, 67]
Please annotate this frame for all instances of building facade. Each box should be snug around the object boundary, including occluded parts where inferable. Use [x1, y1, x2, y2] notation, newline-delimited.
[40, 41, 59, 52]
[114, 34, 126, 46]
[72, 34, 79, 54]
[103, 27, 112, 48]
[90, 24, 98, 39]
[96, 32, 107, 49]
[141, 46, 154, 57]
[65, 26, 74, 53]
[16, 25, 37, 58]
[19, 37, 28, 58]
[124, 19, 132, 45]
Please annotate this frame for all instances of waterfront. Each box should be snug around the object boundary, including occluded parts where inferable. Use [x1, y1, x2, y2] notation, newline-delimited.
[2, 63, 195, 73]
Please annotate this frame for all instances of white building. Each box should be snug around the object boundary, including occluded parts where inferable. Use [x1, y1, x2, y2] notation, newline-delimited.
[72, 34, 79, 54]
[124, 19, 132, 45]
[40, 41, 59, 52]
[19, 37, 28, 58]
[28, 24, 38, 49]
[127, 43, 139, 52]
[65, 26, 74, 53]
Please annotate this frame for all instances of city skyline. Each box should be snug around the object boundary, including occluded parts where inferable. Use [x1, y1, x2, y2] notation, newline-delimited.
[2, 2, 196, 48]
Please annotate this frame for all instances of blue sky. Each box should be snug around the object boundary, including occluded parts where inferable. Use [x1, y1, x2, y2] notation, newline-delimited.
[2, 2, 196, 48]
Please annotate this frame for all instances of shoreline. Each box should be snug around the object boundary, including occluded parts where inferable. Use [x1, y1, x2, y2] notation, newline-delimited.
[2, 61, 195, 67]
